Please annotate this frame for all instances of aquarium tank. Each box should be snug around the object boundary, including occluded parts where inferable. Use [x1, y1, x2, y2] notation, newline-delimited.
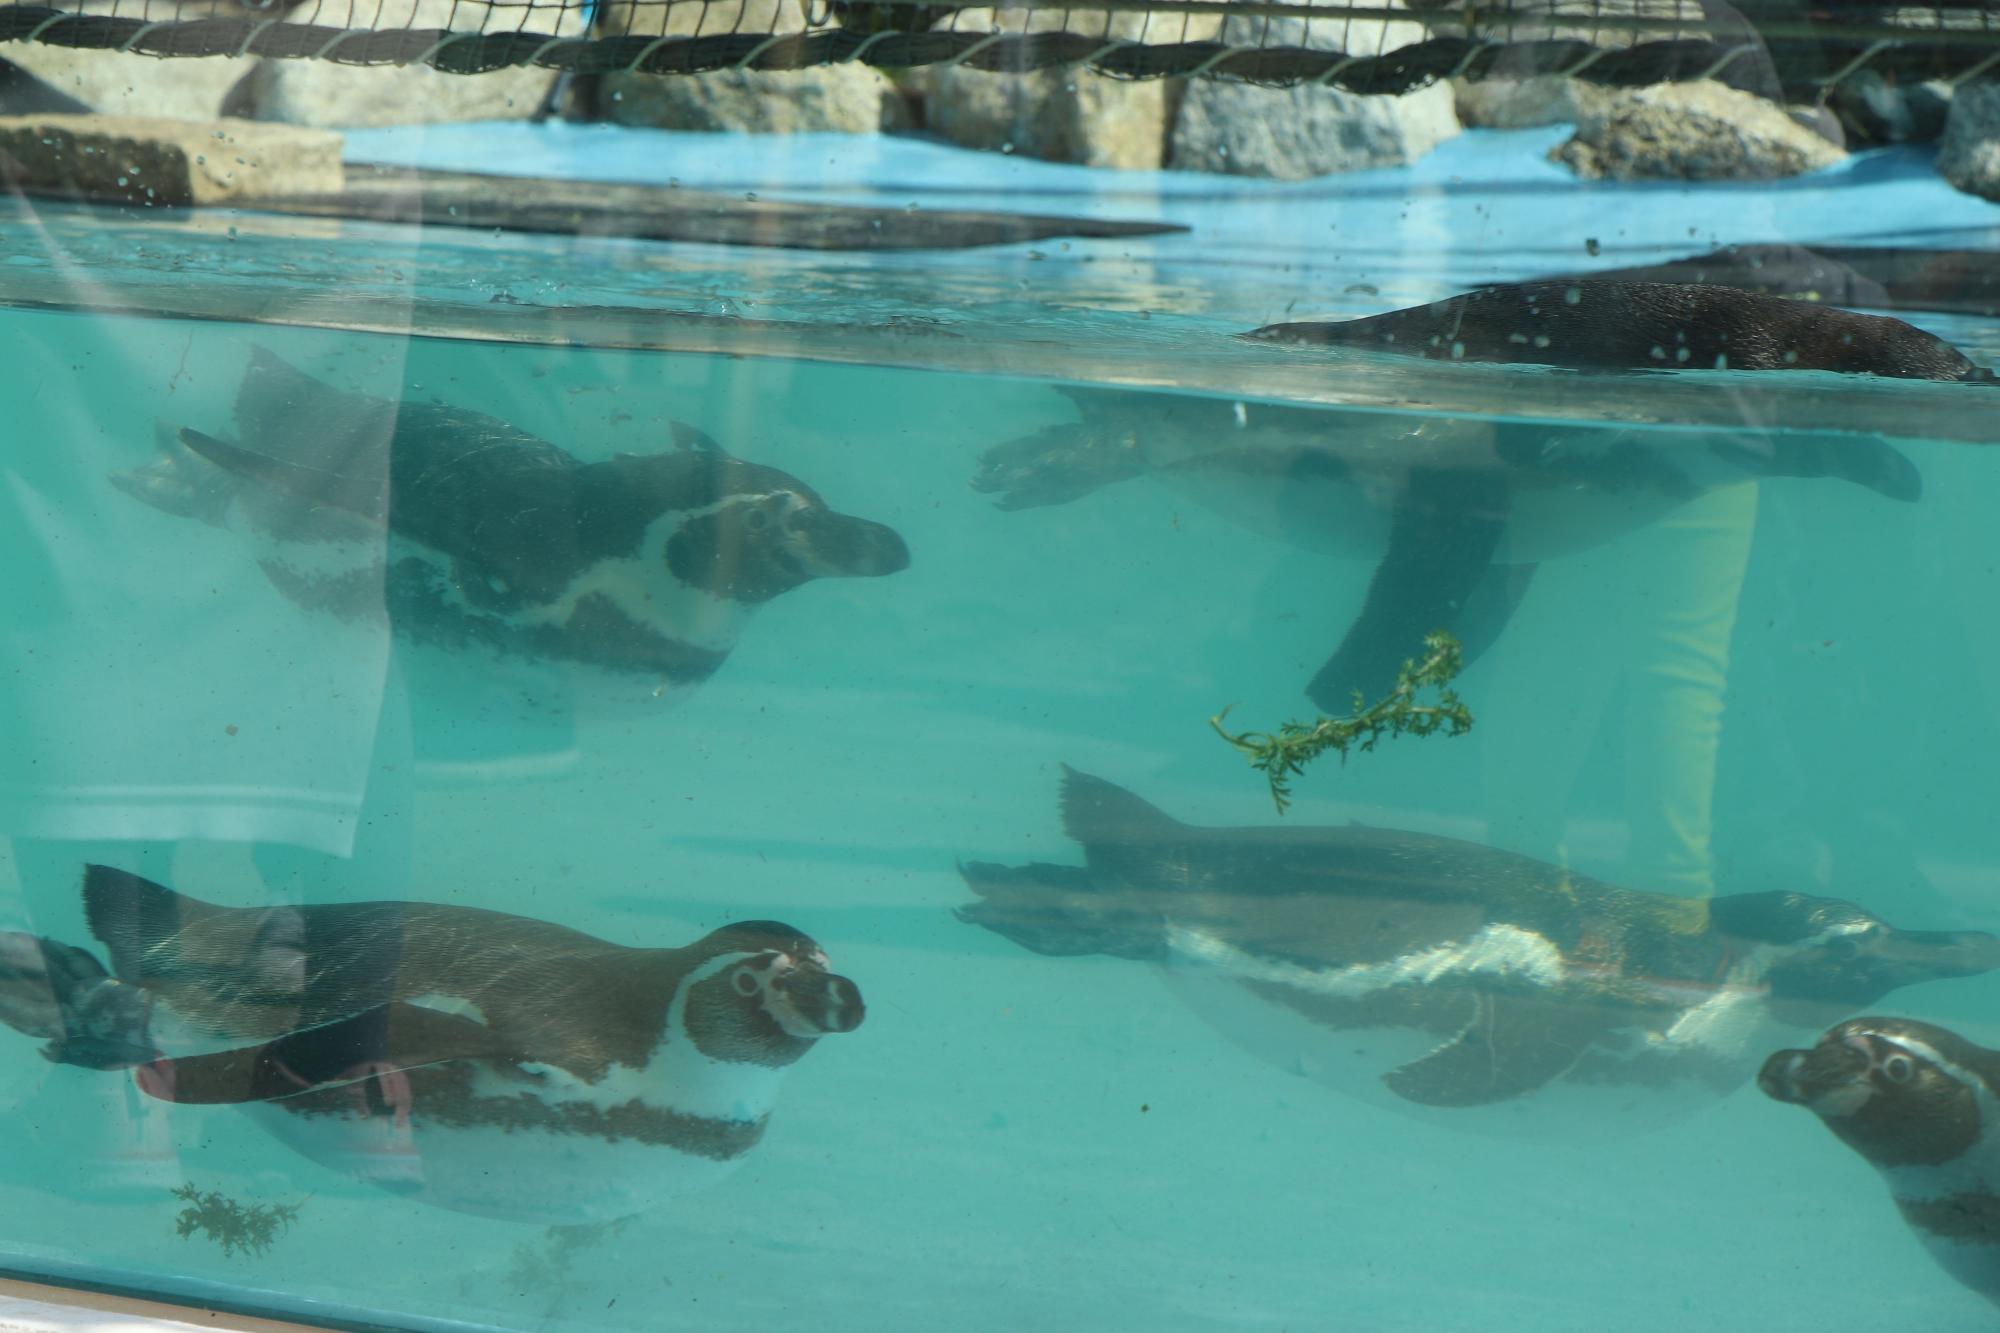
[4, 0, 2000, 1328]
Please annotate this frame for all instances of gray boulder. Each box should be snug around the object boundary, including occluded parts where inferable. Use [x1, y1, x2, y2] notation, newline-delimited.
[1552, 80, 1845, 180]
[1828, 71, 1950, 146]
[1169, 12, 1458, 178]
[600, 66, 906, 133]
[917, 8, 1190, 169]
[1939, 80, 2000, 203]
[595, 0, 902, 133]
[1454, 75, 1609, 128]
[227, 0, 576, 127]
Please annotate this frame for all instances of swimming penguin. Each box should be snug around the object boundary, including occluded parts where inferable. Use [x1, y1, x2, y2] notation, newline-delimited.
[958, 768, 2000, 1140]
[1248, 280, 1996, 382]
[1761, 1018, 2000, 1309]
[112, 348, 909, 700]
[0, 865, 864, 1224]
[973, 374, 1920, 707]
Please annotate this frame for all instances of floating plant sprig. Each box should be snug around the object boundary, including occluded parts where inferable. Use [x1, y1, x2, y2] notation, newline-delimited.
[170, 1183, 305, 1259]
[1210, 630, 1474, 814]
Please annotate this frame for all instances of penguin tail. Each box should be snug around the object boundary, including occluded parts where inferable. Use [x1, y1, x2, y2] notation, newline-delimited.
[105, 423, 236, 526]
[82, 863, 213, 985]
[0, 931, 156, 1070]
[956, 861, 1167, 962]
[1059, 766, 1187, 854]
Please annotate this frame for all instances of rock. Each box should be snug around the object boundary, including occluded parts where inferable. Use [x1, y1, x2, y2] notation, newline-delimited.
[1172, 78, 1457, 178]
[1551, 80, 1845, 180]
[0, 45, 251, 121]
[229, 0, 578, 128]
[597, 0, 804, 38]
[919, 67, 1166, 170]
[1168, 11, 1458, 178]
[593, 0, 900, 133]
[1828, 70, 1950, 146]
[917, 7, 1195, 169]
[0, 114, 343, 205]
[1939, 81, 2000, 203]
[1454, 75, 1609, 128]
[599, 66, 904, 133]
[236, 61, 557, 128]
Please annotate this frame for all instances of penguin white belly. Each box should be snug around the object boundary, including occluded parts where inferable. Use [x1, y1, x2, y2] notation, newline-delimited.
[250, 531, 743, 715]
[244, 1101, 747, 1225]
[1874, 1151, 2000, 1307]
[1156, 958, 1791, 1143]
[244, 1051, 790, 1225]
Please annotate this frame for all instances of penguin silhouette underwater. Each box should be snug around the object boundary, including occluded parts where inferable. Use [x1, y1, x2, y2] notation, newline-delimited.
[112, 348, 910, 700]
[0, 865, 865, 1224]
[974, 280, 1966, 708]
[959, 768, 2000, 1140]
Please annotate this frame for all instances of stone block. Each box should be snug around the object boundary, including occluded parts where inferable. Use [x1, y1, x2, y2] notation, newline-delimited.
[0, 113, 343, 204]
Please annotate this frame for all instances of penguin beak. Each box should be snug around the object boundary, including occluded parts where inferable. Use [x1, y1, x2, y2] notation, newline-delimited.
[770, 967, 866, 1037]
[1758, 1037, 1871, 1112]
[1864, 926, 2000, 988]
[783, 508, 909, 579]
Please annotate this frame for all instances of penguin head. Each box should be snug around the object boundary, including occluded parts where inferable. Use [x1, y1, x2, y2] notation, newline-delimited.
[679, 922, 865, 1067]
[1759, 1018, 1987, 1168]
[1711, 891, 2000, 1022]
[664, 467, 909, 605]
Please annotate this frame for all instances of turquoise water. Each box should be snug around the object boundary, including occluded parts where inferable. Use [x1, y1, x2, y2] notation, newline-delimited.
[3, 123, 2000, 1331]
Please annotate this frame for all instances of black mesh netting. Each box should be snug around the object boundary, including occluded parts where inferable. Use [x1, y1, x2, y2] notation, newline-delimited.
[0, 0, 1996, 96]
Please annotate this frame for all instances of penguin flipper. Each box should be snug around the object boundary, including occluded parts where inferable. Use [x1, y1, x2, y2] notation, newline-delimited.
[0, 932, 156, 1068]
[1307, 465, 1512, 712]
[107, 425, 238, 526]
[668, 421, 726, 454]
[133, 1001, 529, 1106]
[1381, 993, 1598, 1107]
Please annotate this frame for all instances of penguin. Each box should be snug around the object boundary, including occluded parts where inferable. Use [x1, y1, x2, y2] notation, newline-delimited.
[973, 288, 1929, 706]
[1760, 1018, 2000, 1309]
[0, 865, 865, 1224]
[958, 768, 2000, 1141]
[111, 348, 909, 700]
[1247, 280, 1996, 382]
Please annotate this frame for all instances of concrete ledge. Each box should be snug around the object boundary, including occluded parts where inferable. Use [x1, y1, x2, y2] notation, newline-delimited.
[0, 1278, 331, 1332]
[0, 115, 343, 206]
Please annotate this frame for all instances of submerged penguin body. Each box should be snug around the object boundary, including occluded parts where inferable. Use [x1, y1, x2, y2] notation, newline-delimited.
[113, 349, 909, 704]
[0, 866, 864, 1223]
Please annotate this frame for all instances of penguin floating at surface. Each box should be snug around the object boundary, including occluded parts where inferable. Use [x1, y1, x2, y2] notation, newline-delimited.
[112, 348, 910, 701]
[1761, 1018, 2000, 1310]
[958, 768, 2000, 1141]
[0, 866, 865, 1224]
[975, 280, 1941, 708]
[1248, 279, 1998, 382]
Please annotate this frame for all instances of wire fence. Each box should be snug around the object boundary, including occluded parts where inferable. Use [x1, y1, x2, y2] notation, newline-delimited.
[1, 0, 1996, 95]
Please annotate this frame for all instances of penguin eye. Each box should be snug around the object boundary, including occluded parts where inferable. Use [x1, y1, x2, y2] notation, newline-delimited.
[730, 966, 761, 997]
[1881, 1053, 1915, 1084]
[745, 508, 770, 532]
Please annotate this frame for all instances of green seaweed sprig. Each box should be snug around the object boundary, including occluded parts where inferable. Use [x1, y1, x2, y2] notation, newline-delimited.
[1211, 630, 1474, 814]
[170, 1183, 304, 1259]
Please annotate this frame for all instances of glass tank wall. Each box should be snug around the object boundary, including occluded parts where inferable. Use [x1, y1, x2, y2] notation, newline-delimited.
[3, 15, 2000, 1333]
